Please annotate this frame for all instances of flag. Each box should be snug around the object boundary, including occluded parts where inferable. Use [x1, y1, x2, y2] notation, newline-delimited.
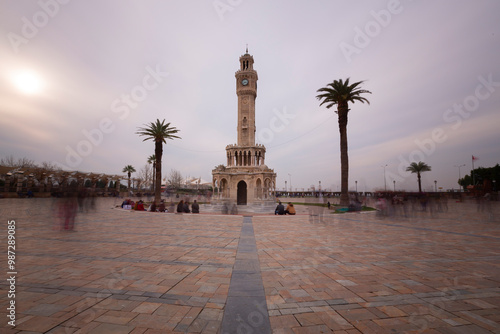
[472, 155, 479, 161]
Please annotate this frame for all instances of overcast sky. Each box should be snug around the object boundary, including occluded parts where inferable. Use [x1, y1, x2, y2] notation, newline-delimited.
[1, 0, 499, 192]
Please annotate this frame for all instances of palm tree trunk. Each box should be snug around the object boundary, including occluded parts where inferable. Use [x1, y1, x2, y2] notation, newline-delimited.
[338, 104, 349, 206]
[417, 172, 422, 193]
[155, 141, 162, 204]
[152, 162, 156, 193]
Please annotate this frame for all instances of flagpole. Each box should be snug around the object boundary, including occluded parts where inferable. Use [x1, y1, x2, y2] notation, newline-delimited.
[472, 155, 475, 185]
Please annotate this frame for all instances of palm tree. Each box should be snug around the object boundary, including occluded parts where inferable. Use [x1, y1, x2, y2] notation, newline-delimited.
[406, 161, 432, 193]
[147, 154, 156, 193]
[122, 165, 136, 191]
[136, 119, 180, 204]
[316, 78, 371, 206]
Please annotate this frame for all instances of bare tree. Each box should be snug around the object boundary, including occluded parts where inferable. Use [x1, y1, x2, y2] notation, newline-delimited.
[167, 169, 183, 190]
[138, 164, 153, 190]
[0, 155, 36, 168]
[40, 161, 62, 172]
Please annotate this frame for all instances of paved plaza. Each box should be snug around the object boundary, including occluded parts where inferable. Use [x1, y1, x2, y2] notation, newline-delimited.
[1, 197, 499, 333]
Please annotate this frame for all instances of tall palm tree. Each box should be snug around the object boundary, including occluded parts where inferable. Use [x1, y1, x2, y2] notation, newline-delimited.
[136, 119, 180, 204]
[406, 161, 431, 193]
[147, 154, 156, 193]
[122, 165, 136, 191]
[316, 78, 371, 206]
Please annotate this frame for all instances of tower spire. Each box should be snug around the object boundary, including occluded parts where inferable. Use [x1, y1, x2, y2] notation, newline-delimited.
[246, 44, 248, 54]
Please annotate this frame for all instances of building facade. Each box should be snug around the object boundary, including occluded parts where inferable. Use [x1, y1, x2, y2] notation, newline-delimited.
[212, 50, 277, 205]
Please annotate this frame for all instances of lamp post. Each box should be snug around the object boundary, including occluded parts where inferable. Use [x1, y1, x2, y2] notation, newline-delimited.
[455, 164, 465, 192]
[381, 165, 388, 191]
[285, 180, 287, 192]
[434, 180, 437, 192]
[393, 180, 396, 192]
[288, 173, 292, 193]
[355, 180, 358, 193]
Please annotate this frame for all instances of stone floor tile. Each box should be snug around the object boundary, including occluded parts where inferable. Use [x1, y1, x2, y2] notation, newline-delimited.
[336, 308, 379, 322]
[132, 302, 162, 314]
[270, 315, 301, 329]
[128, 314, 176, 330]
[24, 303, 67, 317]
[88, 322, 134, 334]
[13, 316, 64, 332]
[95, 310, 139, 325]
[291, 324, 333, 333]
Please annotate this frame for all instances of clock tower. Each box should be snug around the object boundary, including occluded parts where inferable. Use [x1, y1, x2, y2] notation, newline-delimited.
[235, 49, 258, 146]
[212, 48, 277, 207]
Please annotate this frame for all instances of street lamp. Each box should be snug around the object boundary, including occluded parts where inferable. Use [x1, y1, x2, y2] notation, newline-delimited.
[355, 180, 358, 193]
[434, 180, 437, 192]
[285, 180, 287, 192]
[393, 180, 396, 192]
[381, 165, 388, 191]
[288, 173, 292, 193]
[455, 164, 465, 192]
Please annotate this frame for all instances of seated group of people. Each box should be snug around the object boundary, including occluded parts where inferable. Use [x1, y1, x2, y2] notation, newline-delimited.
[148, 200, 168, 212]
[176, 200, 200, 213]
[275, 202, 296, 215]
[121, 199, 169, 212]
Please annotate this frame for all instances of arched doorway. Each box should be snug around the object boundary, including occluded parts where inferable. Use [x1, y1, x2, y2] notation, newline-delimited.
[237, 180, 247, 205]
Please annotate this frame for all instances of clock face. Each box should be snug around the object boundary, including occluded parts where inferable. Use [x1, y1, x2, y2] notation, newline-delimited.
[242, 79, 249, 86]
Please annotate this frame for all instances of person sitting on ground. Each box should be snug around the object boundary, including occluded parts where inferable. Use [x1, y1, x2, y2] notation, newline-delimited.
[158, 200, 166, 212]
[183, 201, 191, 213]
[121, 199, 131, 208]
[275, 201, 285, 215]
[177, 200, 184, 213]
[149, 201, 157, 212]
[285, 202, 296, 215]
[135, 200, 145, 211]
[191, 200, 200, 213]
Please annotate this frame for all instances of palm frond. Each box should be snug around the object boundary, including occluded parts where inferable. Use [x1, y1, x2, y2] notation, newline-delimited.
[136, 119, 181, 143]
[316, 78, 371, 109]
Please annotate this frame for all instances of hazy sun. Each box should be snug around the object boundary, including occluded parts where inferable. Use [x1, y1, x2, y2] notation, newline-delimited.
[12, 70, 44, 94]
